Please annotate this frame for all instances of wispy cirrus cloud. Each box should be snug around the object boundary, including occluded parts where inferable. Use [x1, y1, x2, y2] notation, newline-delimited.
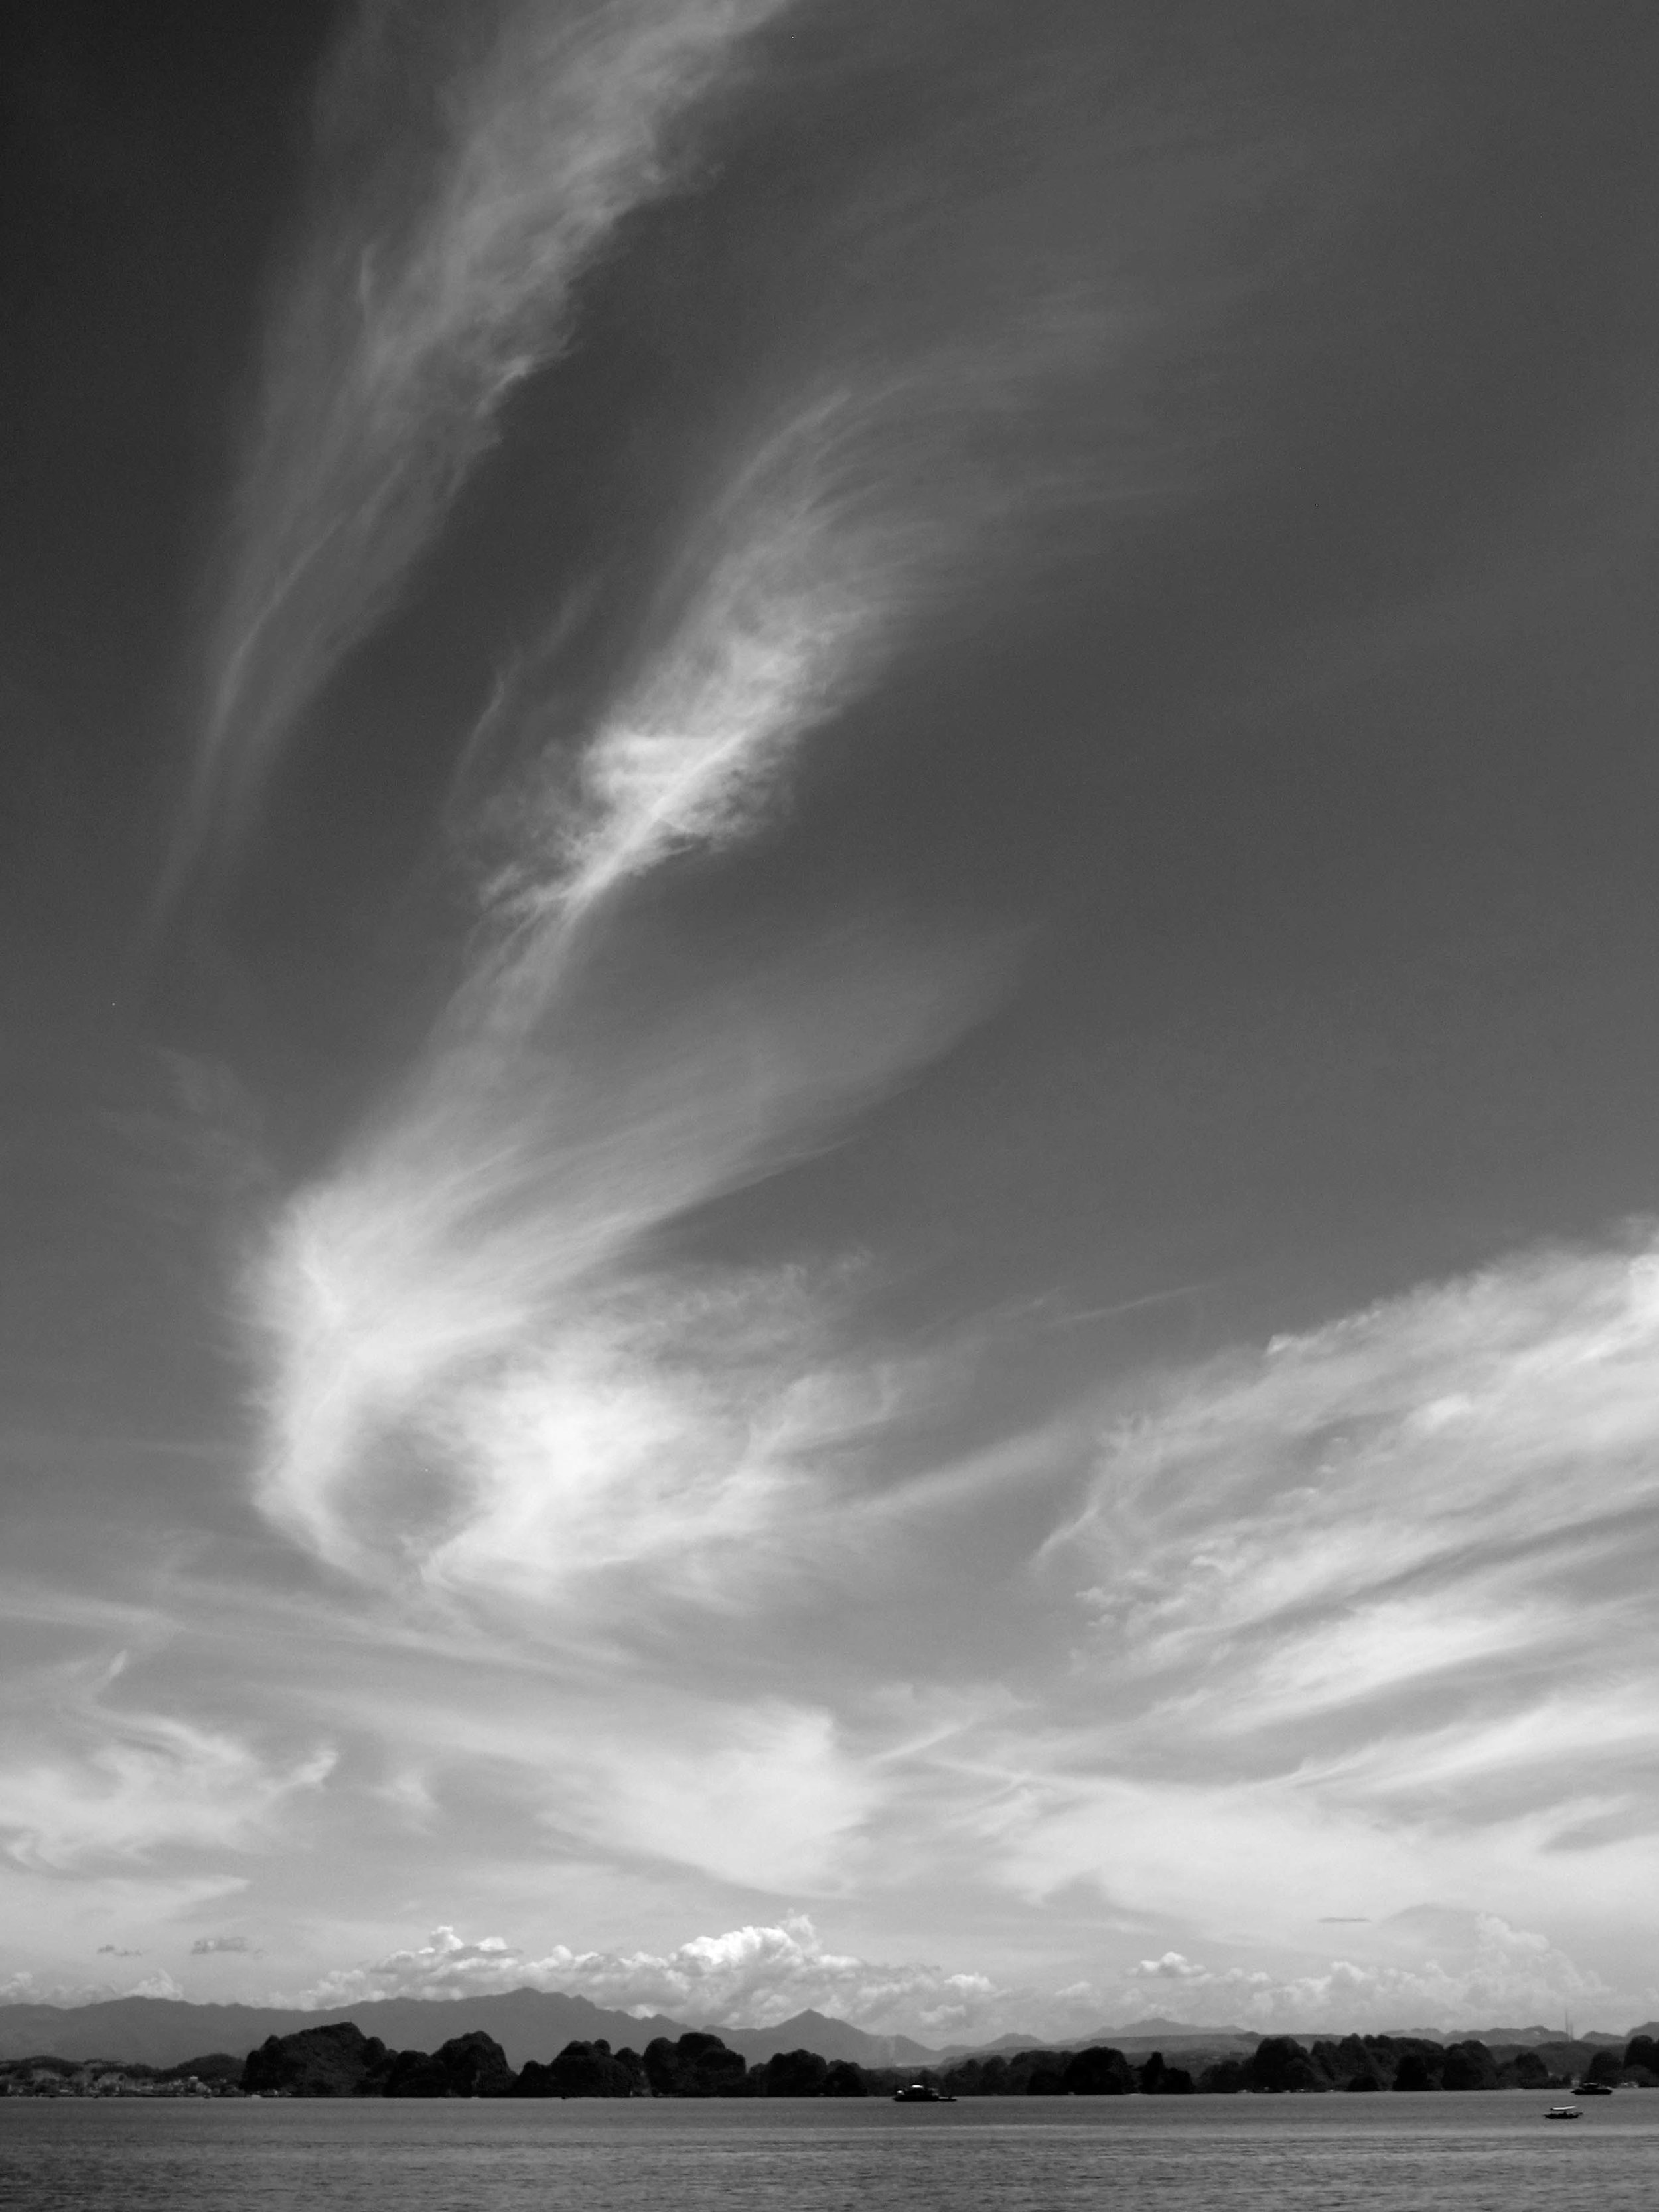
[237, 235, 1152, 1613]
[903, 1235, 1659, 1955]
[482, 396, 901, 932]
[248, 926, 993, 1594]
[142, 0, 1659, 2035]
[239, 284, 1131, 1605]
[221, 0, 1288, 1625]
[0, 1653, 334, 1872]
[1059, 1232, 1659, 1761]
[188, 0, 792, 857]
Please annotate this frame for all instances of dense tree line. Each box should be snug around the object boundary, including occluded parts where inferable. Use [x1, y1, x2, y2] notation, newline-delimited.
[241, 2025, 878, 2099]
[237, 2021, 1659, 2099]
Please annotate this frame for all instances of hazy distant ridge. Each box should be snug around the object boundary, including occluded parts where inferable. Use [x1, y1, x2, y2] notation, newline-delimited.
[1, 1990, 1652, 2071]
[0, 1992, 936, 2071]
[0, 1991, 686, 2071]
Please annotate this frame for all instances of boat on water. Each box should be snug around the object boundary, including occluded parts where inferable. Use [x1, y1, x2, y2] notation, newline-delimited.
[1574, 2081, 1615, 2097]
[1543, 2104, 1581, 2120]
[892, 2083, 956, 2104]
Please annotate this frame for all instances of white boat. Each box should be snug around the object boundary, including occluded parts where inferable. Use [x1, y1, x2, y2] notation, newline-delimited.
[1543, 2103, 1581, 2120]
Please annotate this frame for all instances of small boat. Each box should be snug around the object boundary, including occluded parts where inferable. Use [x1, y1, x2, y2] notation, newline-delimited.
[1574, 2081, 1614, 2097]
[892, 2083, 956, 2104]
[1543, 2104, 1581, 2120]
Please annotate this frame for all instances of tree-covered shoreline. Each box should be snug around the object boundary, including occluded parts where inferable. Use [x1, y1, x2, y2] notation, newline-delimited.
[13, 2023, 1654, 2099]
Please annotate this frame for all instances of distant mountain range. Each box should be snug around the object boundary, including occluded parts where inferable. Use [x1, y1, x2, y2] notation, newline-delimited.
[1387, 2026, 1631, 2049]
[0, 1991, 687, 2070]
[0, 1990, 1649, 2071]
[0, 1991, 936, 2072]
[714, 2010, 938, 2068]
[933, 2017, 1262, 2061]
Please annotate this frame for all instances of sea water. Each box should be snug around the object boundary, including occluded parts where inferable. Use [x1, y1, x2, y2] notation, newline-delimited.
[3, 2092, 1657, 2212]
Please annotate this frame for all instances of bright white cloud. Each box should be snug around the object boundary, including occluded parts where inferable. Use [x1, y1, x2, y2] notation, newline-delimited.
[249, 929, 988, 1593]
[190, 0, 792, 849]
[839, 1236, 1659, 1977]
[237, 1231, 1659, 2011]
[0, 1656, 334, 1873]
[0, 1718, 333, 1874]
[293, 1915, 1002, 2037]
[285, 1909, 1615, 2041]
[1116, 1912, 1608, 2033]
[319, 1668, 879, 1895]
[143, 3, 1659, 2035]
[545, 400, 893, 921]
[231, 0, 1188, 1621]
[1058, 1234, 1659, 1779]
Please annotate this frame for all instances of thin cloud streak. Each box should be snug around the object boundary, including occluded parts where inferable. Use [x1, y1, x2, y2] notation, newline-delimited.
[0, 1652, 334, 1874]
[186, 0, 790, 863]
[904, 1236, 1659, 1950]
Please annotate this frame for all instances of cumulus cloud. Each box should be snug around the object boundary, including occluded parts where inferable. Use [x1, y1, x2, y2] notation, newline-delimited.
[287, 1911, 1609, 2039]
[1131, 1951, 1208, 1982]
[189, 0, 792, 853]
[1115, 1913, 1609, 2033]
[293, 1915, 1003, 2037]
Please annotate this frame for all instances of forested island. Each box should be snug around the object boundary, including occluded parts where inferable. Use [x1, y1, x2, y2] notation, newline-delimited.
[7, 2025, 1659, 2099]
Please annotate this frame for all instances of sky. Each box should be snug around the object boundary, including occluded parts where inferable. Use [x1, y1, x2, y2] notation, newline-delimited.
[3, 0, 1659, 2043]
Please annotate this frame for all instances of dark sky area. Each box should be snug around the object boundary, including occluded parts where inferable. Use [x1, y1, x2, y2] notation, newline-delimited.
[3, 0, 1658, 2037]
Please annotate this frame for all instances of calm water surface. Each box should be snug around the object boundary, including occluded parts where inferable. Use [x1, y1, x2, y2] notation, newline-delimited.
[4, 2094, 1658, 2212]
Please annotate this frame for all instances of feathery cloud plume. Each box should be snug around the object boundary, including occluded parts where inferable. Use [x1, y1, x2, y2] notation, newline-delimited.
[250, 925, 990, 1593]
[910, 1235, 1659, 1947]
[190, 0, 790, 854]
[0, 1653, 334, 1872]
[242, 240, 1137, 1603]
[225, 0, 1275, 1614]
